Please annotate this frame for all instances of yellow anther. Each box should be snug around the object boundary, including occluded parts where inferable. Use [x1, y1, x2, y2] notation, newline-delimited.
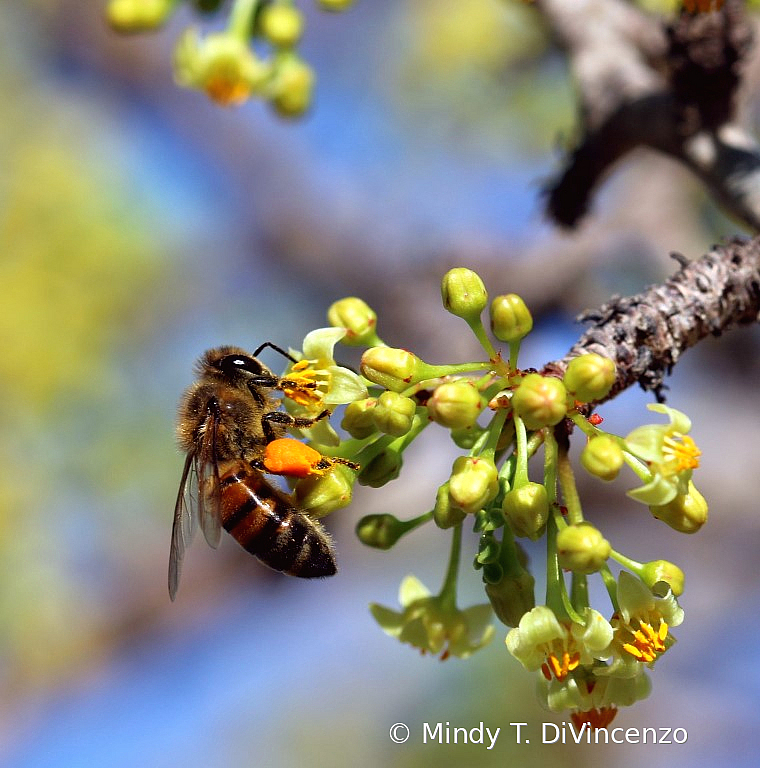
[542, 650, 581, 682]
[662, 434, 701, 473]
[282, 361, 326, 406]
[622, 619, 668, 662]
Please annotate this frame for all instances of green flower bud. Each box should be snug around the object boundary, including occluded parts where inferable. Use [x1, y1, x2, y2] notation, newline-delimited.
[427, 381, 484, 430]
[556, 522, 611, 574]
[485, 568, 535, 628]
[649, 481, 707, 533]
[440, 268, 488, 323]
[327, 297, 379, 346]
[340, 398, 378, 439]
[489, 294, 533, 343]
[358, 450, 402, 488]
[502, 482, 549, 539]
[580, 435, 624, 481]
[563, 353, 616, 403]
[259, 4, 304, 47]
[318, 0, 354, 10]
[107, 0, 175, 31]
[294, 464, 355, 517]
[639, 560, 685, 597]
[360, 347, 420, 392]
[372, 391, 417, 437]
[269, 56, 314, 117]
[448, 456, 499, 515]
[433, 481, 467, 529]
[355, 514, 407, 550]
[510, 374, 568, 430]
[449, 425, 485, 450]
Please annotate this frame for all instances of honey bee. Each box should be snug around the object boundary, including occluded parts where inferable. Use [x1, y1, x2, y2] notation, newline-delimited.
[169, 343, 340, 600]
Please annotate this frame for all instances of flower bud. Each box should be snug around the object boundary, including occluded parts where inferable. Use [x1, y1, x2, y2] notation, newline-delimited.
[107, 0, 175, 31]
[327, 297, 379, 346]
[259, 4, 304, 47]
[294, 465, 355, 517]
[563, 354, 616, 403]
[580, 435, 624, 481]
[489, 294, 533, 343]
[649, 481, 707, 533]
[450, 425, 485, 450]
[358, 450, 402, 488]
[476, 531, 500, 565]
[485, 569, 535, 628]
[556, 522, 611, 574]
[639, 560, 685, 597]
[433, 482, 467, 529]
[427, 381, 484, 430]
[360, 347, 421, 392]
[440, 268, 488, 323]
[502, 483, 549, 539]
[511, 374, 567, 430]
[448, 456, 499, 515]
[340, 398, 377, 439]
[269, 56, 314, 117]
[372, 391, 417, 437]
[355, 514, 407, 550]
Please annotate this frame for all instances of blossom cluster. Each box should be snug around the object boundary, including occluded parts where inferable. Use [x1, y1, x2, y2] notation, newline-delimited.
[260, 267, 706, 727]
[106, 0, 354, 113]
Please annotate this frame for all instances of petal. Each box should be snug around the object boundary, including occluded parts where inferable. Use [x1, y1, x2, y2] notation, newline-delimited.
[301, 327, 346, 361]
[616, 572, 655, 623]
[398, 574, 431, 606]
[462, 604, 495, 643]
[369, 603, 405, 636]
[323, 366, 368, 404]
[626, 474, 678, 506]
[624, 425, 664, 463]
[574, 608, 614, 654]
[647, 403, 692, 434]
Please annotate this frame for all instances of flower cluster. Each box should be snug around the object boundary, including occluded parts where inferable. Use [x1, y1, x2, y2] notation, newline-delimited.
[268, 267, 705, 725]
[106, 0, 354, 113]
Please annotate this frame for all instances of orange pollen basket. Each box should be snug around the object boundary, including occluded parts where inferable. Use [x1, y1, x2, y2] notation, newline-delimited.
[662, 434, 701, 472]
[622, 619, 669, 663]
[541, 650, 581, 682]
[263, 438, 326, 479]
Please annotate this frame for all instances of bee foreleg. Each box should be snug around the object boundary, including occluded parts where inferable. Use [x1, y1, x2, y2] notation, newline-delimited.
[262, 409, 330, 442]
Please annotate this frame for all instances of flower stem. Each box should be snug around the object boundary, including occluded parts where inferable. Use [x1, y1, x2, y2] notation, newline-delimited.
[439, 524, 462, 611]
[557, 445, 583, 525]
[228, 0, 259, 39]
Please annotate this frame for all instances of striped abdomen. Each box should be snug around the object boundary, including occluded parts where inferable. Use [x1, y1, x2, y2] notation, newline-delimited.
[218, 463, 337, 578]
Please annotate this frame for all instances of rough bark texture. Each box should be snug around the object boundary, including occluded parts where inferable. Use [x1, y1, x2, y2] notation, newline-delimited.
[541, 0, 759, 231]
[543, 236, 760, 400]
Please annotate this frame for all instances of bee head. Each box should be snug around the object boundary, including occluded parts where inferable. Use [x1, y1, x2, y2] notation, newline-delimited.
[198, 346, 273, 384]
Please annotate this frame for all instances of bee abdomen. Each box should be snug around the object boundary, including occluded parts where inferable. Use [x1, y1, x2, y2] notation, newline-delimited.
[220, 473, 337, 578]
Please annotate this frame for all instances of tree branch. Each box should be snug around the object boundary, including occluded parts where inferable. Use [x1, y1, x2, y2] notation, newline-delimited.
[544, 235, 760, 400]
[539, 0, 757, 230]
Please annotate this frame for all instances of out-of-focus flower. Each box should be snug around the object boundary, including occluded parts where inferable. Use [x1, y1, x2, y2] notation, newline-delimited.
[370, 575, 494, 660]
[174, 29, 270, 106]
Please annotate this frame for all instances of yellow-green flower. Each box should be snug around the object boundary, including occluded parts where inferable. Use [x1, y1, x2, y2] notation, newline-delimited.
[284, 327, 368, 445]
[506, 606, 613, 682]
[370, 575, 494, 660]
[602, 571, 684, 677]
[538, 666, 651, 729]
[624, 404, 701, 505]
[173, 29, 270, 106]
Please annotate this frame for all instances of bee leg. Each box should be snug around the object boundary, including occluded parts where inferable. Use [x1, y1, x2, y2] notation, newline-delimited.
[261, 409, 330, 442]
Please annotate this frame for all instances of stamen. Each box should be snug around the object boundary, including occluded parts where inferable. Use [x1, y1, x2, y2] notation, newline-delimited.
[571, 706, 618, 731]
[622, 619, 668, 662]
[662, 434, 701, 472]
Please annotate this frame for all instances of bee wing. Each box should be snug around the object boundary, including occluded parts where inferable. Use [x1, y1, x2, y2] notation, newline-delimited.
[169, 452, 199, 601]
[196, 417, 223, 551]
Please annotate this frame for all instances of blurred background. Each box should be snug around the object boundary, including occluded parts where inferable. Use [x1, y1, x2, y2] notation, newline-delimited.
[2, 1, 760, 766]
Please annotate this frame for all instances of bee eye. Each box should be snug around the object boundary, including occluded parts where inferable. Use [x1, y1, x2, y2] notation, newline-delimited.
[218, 355, 264, 376]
